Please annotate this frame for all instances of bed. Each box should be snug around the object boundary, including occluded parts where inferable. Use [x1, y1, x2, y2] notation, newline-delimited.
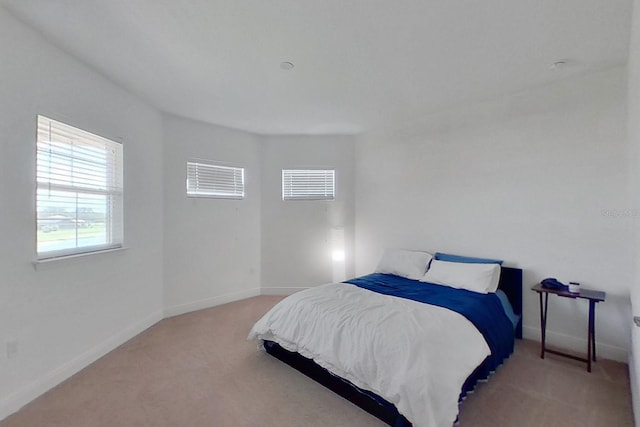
[248, 252, 522, 427]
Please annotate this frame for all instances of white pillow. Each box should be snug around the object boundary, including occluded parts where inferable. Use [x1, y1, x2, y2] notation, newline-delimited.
[375, 248, 433, 280]
[420, 259, 501, 294]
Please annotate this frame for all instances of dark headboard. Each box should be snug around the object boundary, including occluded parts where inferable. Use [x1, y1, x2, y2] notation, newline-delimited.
[498, 266, 523, 339]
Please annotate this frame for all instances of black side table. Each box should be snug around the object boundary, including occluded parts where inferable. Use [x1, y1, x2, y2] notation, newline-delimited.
[531, 283, 606, 372]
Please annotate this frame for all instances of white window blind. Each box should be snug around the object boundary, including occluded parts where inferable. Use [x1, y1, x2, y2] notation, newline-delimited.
[186, 160, 245, 199]
[36, 115, 123, 259]
[282, 169, 335, 200]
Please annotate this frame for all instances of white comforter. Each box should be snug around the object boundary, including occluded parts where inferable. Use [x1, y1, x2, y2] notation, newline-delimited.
[248, 282, 491, 427]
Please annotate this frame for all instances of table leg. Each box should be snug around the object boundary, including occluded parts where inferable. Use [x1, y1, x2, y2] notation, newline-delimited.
[539, 292, 548, 359]
[587, 300, 595, 372]
[590, 301, 597, 362]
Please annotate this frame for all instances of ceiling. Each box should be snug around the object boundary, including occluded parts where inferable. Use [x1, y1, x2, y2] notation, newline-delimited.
[1, 0, 634, 135]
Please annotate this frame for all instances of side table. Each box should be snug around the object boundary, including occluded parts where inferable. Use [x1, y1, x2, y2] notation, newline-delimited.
[531, 283, 606, 372]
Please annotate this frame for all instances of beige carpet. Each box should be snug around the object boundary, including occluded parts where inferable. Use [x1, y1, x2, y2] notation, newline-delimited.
[1, 295, 633, 427]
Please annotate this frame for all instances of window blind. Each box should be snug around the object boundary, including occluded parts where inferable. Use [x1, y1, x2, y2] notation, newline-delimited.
[282, 169, 335, 200]
[36, 115, 123, 259]
[186, 160, 245, 199]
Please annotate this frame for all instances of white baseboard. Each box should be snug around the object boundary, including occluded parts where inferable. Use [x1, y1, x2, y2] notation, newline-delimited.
[260, 287, 309, 296]
[163, 287, 261, 318]
[522, 325, 628, 362]
[0, 309, 163, 422]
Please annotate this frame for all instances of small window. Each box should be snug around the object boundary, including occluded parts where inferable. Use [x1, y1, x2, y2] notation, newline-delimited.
[282, 169, 335, 201]
[186, 160, 245, 199]
[36, 115, 124, 259]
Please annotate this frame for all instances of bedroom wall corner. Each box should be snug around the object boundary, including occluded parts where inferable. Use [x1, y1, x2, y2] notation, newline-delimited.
[162, 114, 262, 317]
[260, 135, 356, 292]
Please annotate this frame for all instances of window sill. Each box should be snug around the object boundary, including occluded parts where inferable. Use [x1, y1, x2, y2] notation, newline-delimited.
[32, 247, 129, 270]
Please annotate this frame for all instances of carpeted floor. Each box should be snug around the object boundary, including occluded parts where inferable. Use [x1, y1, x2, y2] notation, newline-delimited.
[1, 295, 633, 427]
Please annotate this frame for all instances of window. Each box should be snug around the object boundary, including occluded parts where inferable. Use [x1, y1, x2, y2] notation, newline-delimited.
[36, 115, 123, 259]
[282, 169, 335, 200]
[186, 160, 245, 199]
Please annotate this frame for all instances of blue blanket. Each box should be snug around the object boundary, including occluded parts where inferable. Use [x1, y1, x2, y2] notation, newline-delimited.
[344, 273, 514, 382]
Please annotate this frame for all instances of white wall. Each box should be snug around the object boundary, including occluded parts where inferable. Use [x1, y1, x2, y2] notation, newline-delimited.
[355, 67, 631, 361]
[261, 135, 355, 293]
[627, 0, 640, 423]
[162, 115, 262, 316]
[162, 121, 356, 310]
[0, 8, 164, 419]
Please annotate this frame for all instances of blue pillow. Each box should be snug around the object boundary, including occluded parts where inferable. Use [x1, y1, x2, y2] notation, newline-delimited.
[496, 289, 520, 330]
[434, 252, 503, 265]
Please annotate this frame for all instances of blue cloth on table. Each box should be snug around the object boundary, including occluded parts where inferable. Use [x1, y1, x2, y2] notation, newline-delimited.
[344, 273, 515, 384]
